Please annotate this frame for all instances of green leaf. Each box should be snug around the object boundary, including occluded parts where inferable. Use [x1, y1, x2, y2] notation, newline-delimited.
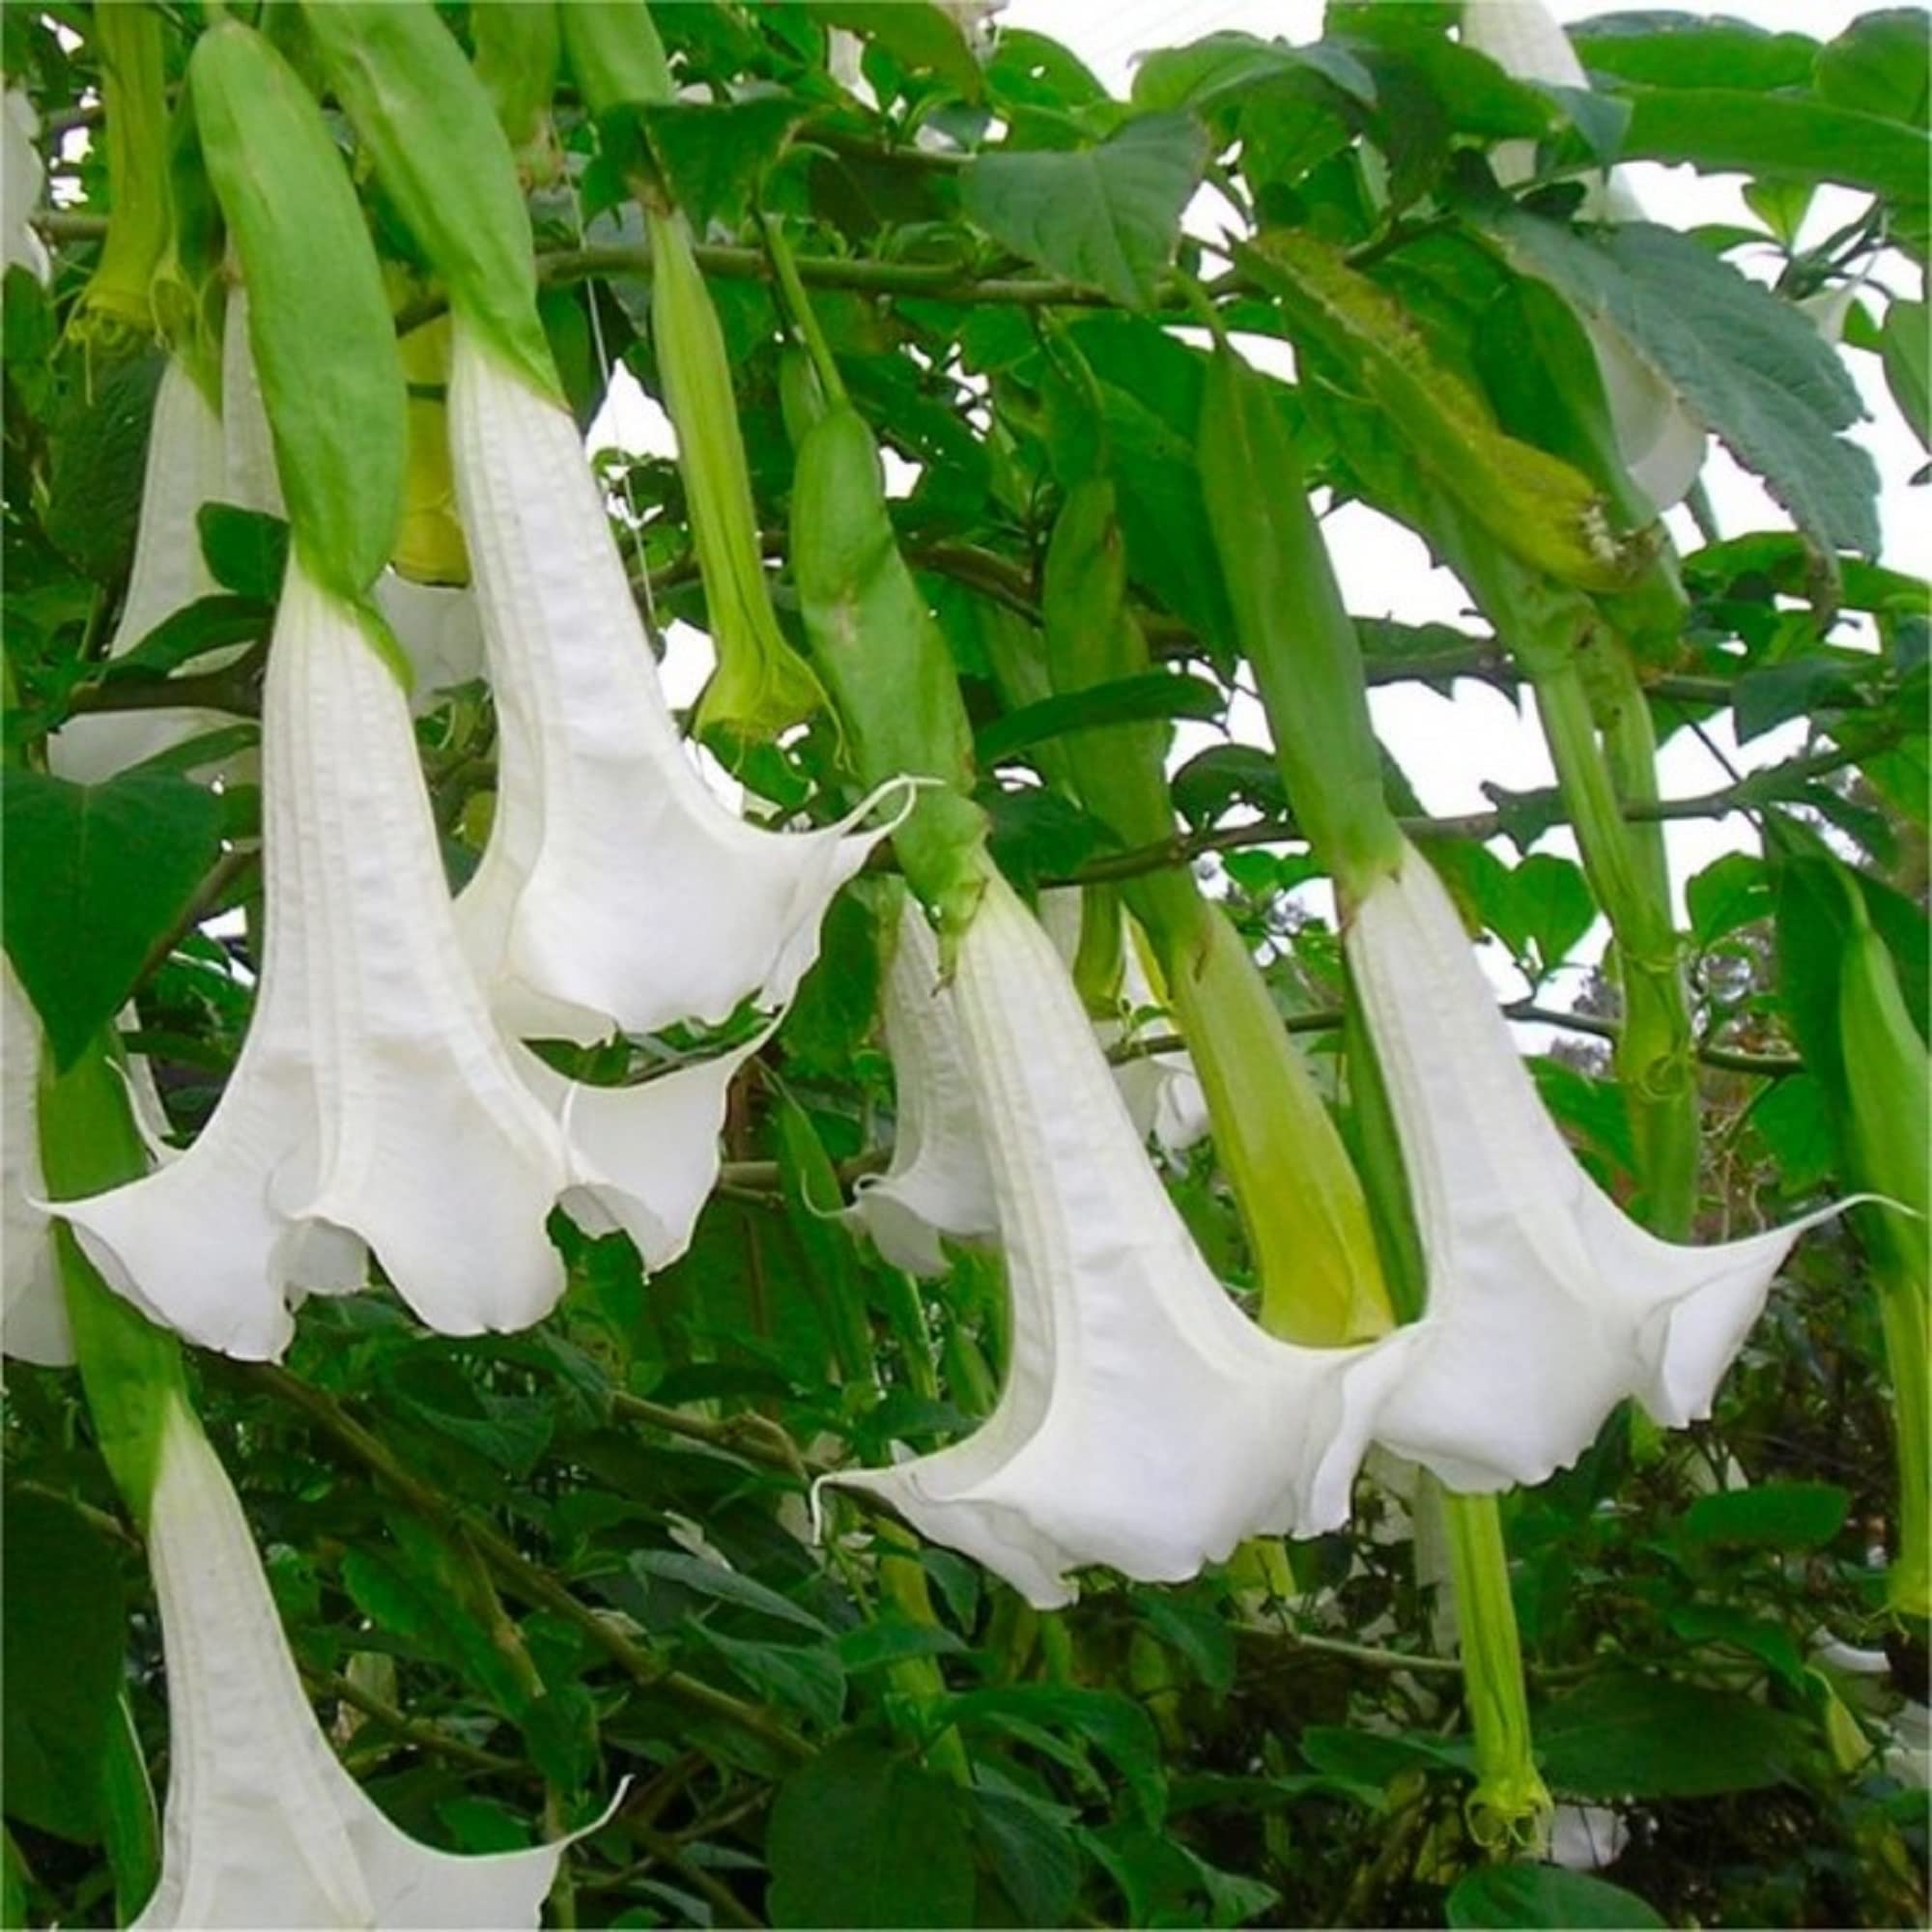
[519, 1684, 600, 1793]
[197, 504, 290, 601]
[44, 355, 164, 585]
[1, 769, 223, 1068]
[1687, 851, 1772, 947]
[1, 1492, 127, 1843]
[976, 669, 1224, 766]
[1496, 852, 1596, 977]
[969, 1788, 1083, 1930]
[1617, 87, 1930, 202]
[1536, 1672, 1808, 1798]
[1679, 1480, 1851, 1552]
[1881, 299, 1930, 452]
[1447, 1864, 1665, 1929]
[1484, 209, 1880, 558]
[639, 97, 800, 232]
[1813, 12, 1931, 129]
[1568, 19, 1818, 93]
[691, 1628, 847, 1730]
[814, 2, 983, 100]
[937, 1685, 1167, 1825]
[99, 593, 269, 683]
[961, 114, 1207, 308]
[630, 1548, 832, 1636]
[1747, 1070, 1835, 1192]
[766, 1740, 977, 1929]
[1130, 33, 1376, 113]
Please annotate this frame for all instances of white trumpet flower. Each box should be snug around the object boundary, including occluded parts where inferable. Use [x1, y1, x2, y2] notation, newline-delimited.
[3, 88, 48, 284]
[447, 322, 903, 1045]
[59, 560, 754, 1360]
[2, 960, 69, 1366]
[133, 1395, 606, 1929]
[1461, 0, 1707, 510]
[49, 359, 239, 783]
[1036, 888, 1209, 1157]
[1346, 840, 1843, 1491]
[823, 875, 1416, 1608]
[842, 897, 998, 1276]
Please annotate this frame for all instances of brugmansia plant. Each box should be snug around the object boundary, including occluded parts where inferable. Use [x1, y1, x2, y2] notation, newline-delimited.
[2, 1, 1926, 1928]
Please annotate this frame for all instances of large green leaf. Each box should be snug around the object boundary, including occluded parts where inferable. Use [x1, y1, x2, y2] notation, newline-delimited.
[1, 1492, 127, 1844]
[1617, 87, 1930, 201]
[1130, 32, 1376, 114]
[1679, 1480, 1851, 1552]
[1568, 17, 1818, 92]
[1814, 11, 1930, 128]
[1484, 210, 1881, 558]
[1448, 1865, 1665, 1929]
[814, 2, 983, 99]
[1537, 1673, 1810, 1798]
[1, 768, 223, 1068]
[961, 114, 1207, 308]
[765, 1739, 977, 1929]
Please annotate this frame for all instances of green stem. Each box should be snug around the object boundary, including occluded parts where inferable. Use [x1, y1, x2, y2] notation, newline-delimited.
[763, 215, 848, 410]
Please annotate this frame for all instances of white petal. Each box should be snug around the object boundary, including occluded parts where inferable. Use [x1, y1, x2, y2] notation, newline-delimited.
[447, 323, 900, 1043]
[49, 361, 241, 784]
[826, 875, 1408, 1607]
[2, 961, 70, 1365]
[843, 898, 998, 1276]
[3, 91, 48, 284]
[222, 289, 286, 520]
[376, 574, 486, 709]
[133, 1398, 581, 1930]
[1587, 318, 1708, 515]
[521, 1024, 771, 1273]
[1347, 840, 1836, 1492]
[62, 562, 583, 1358]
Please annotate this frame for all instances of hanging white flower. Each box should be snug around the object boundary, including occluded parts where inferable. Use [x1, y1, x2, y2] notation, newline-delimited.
[821, 874, 1416, 1608]
[1036, 888, 1209, 1158]
[1345, 840, 1845, 1491]
[58, 559, 754, 1360]
[132, 1395, 610, 1929]
[48, 359, 239, 783]
[445, 320, 906, 1046]
[2, 961, 69, 1366]
[1461, 0, 1707, 511]
[2, 88, 48, 285]
[841, 895, 998, 1276]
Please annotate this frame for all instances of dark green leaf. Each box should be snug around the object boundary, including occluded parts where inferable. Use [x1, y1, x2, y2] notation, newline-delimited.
[692, 1628, 847, 1729]
[961, 114, 1207, 308]
[630, 1548, 832, 1636]
[938, 1685, 1167, 1824]
[815, 3, 983, 100]
[1686, 850, 1772, 947]
[519, 1684, 600, 1793]
[1485, 209, 1880, 557]
[1537, 1673, 1808, 1797]
[45, 355, 163, 584]
[1881, 298, 1930, 452]
[99, 594, 268, 682]
[969, 1788, 1083, 1929]
[196, 503, 290, 602]
[766, 1740, 977, 1928]
[1679, 1480, 1851, 1551]
[1813, 11, 1931, 129]
[1747, 1072, 1836, 1193]
[640, 97, 801, 231]
[1733, 658, 1867, 742]
[1569, 18, 1818, 92]
[1448, 1864, 1665, 1929]
[1130, 33, 1376, 113]
[2, 1492, 126, 1843]
[1618, 87, 1930, 202]
[1, 769, 223, 1067]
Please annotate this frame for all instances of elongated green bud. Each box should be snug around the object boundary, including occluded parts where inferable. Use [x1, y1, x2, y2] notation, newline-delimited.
[655, 224, 830, 746]
[560, 0, 824, 748]
[1042, 478, 1394, 1344]
[793, 403, 989, 939]
[302, 0, 560, 405]
[1199, 349, 1405, 899]
[1839, 900, 1931, 1619]
[39, 1033, 191, 1526]
[192, 19, 405, 600]
[71, 2, 171, 358]
[473, 1, 563, 186]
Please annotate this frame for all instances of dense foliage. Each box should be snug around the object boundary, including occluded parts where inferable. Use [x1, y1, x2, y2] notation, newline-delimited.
[2, 2, 1928, 1927]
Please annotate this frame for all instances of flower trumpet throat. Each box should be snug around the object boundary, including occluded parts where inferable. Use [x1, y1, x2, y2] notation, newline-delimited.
[1344, 838, 1850, 1491]
[58, 562, 754, 1358]
[132, 1393, 604, 1929]
[823, 872, 1416, 1609]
